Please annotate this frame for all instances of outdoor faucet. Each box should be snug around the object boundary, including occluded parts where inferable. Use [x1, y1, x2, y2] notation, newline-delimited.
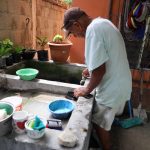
[80, 76, 86, 85]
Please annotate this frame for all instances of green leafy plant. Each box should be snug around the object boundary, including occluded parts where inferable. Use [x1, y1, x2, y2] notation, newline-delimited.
[63, 0, 72, 5]
[52, 34, 63, 43]
[0, 39, 13, 57]
[12, 45, 24, 54]
[0, 46, 11, 57]
[1, 39, 13, 48]
[36, 36, 48, 50]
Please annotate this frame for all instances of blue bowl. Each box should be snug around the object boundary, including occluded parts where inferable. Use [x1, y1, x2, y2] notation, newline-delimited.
[49, 99, 75, 119]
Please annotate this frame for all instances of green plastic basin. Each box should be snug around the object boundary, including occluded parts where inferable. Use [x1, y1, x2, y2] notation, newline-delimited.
[16, 68, 39, 81]
[0, 101, 15, 136]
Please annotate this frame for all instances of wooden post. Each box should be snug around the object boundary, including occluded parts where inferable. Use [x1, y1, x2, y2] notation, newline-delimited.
[32, 0, 37, 49]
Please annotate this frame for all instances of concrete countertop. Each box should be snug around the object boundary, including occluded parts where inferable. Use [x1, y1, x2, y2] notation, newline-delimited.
[0, 75, 94, 150]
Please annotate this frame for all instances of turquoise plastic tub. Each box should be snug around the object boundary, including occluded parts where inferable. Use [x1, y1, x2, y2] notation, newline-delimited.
[49, 99, 75, 119]
[16, 68, 39, 81]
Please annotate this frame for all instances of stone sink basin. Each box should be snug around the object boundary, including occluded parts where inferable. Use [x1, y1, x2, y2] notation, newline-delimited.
[0, 60, 94, 150]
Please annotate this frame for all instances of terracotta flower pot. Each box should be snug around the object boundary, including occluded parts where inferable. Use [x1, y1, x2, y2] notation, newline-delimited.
[48, 42, 72, 63]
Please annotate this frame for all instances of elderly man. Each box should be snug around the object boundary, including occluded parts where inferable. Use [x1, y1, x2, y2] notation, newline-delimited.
[62, 7, 132, 150]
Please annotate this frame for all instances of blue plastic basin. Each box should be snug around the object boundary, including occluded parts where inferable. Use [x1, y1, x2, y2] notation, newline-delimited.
[49, 99, 75, 119]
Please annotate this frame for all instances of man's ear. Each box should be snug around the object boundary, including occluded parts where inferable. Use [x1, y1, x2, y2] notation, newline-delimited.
[73, 21, 82, 29]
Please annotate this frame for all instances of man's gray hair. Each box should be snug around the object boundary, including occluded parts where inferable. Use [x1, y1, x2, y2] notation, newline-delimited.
[62, 7, 88, 30]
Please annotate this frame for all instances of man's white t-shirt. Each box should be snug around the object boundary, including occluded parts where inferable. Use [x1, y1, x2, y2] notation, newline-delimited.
[85, 18, 132, 109]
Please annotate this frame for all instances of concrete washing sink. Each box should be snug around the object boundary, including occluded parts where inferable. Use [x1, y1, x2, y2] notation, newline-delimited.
[0, 60, 94, 150]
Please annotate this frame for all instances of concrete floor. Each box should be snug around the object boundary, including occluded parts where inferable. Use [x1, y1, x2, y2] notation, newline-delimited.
[111, 121, 150, 150]
[89, 115, 150, 150]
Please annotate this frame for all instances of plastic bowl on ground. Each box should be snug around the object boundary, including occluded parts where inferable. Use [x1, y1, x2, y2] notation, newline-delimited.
[16, 68, 39, 81]
[49, 99, 75, 119]
[25, 117, 47, 139]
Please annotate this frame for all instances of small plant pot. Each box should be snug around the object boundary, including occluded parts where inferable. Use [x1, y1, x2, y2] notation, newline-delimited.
[37, 50, 48, 61]
[0, 57, 6, 69]
[22, 49, 36, 60]
[48, 42, 72, 63]
[6, 55, 13, 66]
[12, 53, 22, 63]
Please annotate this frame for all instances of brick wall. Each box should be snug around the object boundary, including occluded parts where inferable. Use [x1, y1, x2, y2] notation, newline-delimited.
[131, 69, 150, 111]
[36, 0, 66, 58]
[0, 0, 66, 51]
[0, 0, 32, 47]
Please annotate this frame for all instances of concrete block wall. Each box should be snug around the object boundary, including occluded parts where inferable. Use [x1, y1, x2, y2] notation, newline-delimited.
[0, 0, 66, 51]
[36, 0, 66, 52]
[0, 0, 32, 47]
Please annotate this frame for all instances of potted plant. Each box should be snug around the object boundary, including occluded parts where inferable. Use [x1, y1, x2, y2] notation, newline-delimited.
[36, 36, 49, 61]
[5, 51, 13, 66]
[48, 34, 72, 63]
[0, 39, 13, 68]
[11, 45, 23, 63]
[0, 45, 8, 68]
[63, 0, 72, 6]
[61, 0, 73, 8]
[21, 48, 36, 60]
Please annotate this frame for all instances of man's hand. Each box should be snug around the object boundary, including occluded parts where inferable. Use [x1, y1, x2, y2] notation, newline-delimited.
[74, 64, 105, 98]
[74, 87, 89, 97]
[82, 68, 90, 78]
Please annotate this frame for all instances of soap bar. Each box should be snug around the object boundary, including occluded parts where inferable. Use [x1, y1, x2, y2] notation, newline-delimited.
[0, 109, 7, 121]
